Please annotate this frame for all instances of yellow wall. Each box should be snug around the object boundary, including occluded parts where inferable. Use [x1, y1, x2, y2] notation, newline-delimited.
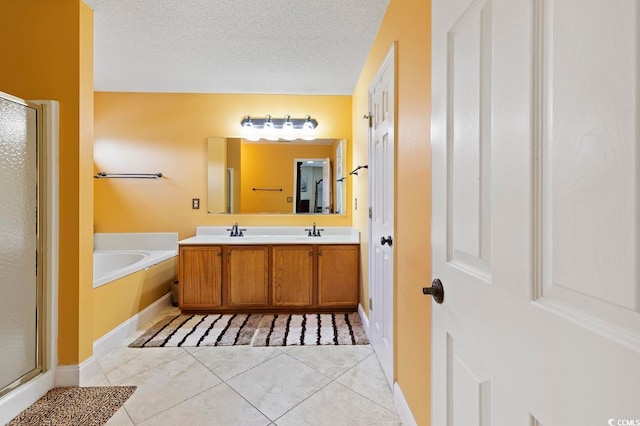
[93, 258, 177, 340]
[94, 93, 352, 239]
[240, 143, 334, 213]
[0, 0, 95, 365]
[351, 0, 431, 423]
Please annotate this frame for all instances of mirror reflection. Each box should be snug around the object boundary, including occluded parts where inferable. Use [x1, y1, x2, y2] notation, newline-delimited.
[207, 138, 347, 214]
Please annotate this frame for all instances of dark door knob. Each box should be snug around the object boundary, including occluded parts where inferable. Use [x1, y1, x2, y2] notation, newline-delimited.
[423, 278, 445, 304]
[380, 236, 393, 246]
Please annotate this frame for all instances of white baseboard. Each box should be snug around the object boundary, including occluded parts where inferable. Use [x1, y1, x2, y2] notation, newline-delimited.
[0, 371, 55, 425]
[93, 293, 171, 358]
[394, 381, 418, 426]
[55, 294, 171, 387]
[358, 303, 370, 339]
[54, 354, 99, 387]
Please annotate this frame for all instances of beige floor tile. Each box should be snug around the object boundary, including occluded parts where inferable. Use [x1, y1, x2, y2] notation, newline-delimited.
[138, 383, 270, 426]
[285, 345, 373, 379]
[336, 353, 395, 412]
[83, 363, 110, 386]
[275, 382, 400, 426]
[183, 346, 206, 354]
[105, 406, 134, 425]
[120, 355, 222, 424]
[192, 346, 281, 380]
[227, 353, 331, 421]
[98, 346, 189, 384]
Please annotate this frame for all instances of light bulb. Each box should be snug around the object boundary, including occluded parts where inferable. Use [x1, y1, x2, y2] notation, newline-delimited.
[242, 115, 253, 129]
[301, 115, 315, 140]
[241, 115, 259, 141]
[282, 115, 295, 140]
[264, 114, 278, 140]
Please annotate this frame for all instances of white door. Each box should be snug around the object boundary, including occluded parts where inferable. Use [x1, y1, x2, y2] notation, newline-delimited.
[335, 140, 344, 214]
[322, 157, 331, 213]
[431, 0, 640, 424]
[369, 44, 395, 386]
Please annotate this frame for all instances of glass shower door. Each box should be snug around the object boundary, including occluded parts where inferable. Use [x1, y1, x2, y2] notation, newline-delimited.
[0, 93, 43, 396]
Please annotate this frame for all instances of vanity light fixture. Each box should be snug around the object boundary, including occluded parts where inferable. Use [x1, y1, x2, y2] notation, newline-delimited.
[240, 114, 319, 141]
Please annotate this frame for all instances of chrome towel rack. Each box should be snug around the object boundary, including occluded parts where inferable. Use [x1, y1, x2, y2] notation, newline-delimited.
[94, 172, 163, 179]
[252, 187, 283, 191]
[349, 165, 368, 176]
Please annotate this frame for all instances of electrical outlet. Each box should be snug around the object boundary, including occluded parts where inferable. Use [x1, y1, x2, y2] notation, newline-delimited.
[192, 198, 200, 209]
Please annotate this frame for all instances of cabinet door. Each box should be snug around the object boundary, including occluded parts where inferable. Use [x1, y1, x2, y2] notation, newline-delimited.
[179, 246, 222, 308]
[226, 246, 269, 307]
[317, 245, 359, 307]
[272, 246, 314, 307]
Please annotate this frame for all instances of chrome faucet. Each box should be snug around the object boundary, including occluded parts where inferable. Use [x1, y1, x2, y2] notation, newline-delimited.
[305, 222, 324, 237]
[227, 223, 244, 237]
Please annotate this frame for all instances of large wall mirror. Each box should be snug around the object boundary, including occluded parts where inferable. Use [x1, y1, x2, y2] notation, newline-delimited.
[207, 137, 348, 214]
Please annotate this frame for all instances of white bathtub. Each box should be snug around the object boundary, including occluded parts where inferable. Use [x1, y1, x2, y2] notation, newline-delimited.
[93, 249, 177, 288]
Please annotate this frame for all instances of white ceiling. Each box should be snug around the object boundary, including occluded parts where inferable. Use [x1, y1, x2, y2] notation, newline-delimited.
[85, 0, 390, 95]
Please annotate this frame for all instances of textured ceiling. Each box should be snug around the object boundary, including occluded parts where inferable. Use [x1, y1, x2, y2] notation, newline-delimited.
[85, 0, 390, 95]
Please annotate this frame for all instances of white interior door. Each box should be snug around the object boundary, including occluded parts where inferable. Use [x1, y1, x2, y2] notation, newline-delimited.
[322, 157, 331, 213]
[335, 140, 344, 214]
[369, 44, 395, 386]
[431, 0, 640, 424]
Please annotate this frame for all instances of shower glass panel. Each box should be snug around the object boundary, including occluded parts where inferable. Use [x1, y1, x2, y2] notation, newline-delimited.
[0, 94, 42, 395]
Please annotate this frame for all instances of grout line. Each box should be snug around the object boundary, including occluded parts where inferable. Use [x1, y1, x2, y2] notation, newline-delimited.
[271, 374, 336, 423]
[223, 380, 274, 423]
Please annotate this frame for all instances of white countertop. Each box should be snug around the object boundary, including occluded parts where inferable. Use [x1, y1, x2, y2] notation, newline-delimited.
[178, 226, 360, 245]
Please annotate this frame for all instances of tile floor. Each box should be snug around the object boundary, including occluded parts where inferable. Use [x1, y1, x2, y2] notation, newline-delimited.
[85, 307, 401, 425]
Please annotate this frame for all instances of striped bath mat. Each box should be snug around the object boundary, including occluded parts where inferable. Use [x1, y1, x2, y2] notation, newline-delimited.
[252, 313, 369, 346]
[129, 313, 261, 347]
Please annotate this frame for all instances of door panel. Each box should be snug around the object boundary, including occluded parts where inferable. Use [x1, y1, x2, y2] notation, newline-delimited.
[448, 0, 492, 279]
[540, 0, 640, 334]
[227, 246, 269, 307]
[271, 246, 313, 307]
[180, 246, 222, 307]
[448, 335, 492, 426]
[432, 0, 640, 424]
[317, 245, 358, 307]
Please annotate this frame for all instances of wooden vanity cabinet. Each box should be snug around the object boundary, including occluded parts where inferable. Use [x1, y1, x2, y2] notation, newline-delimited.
[225, 246, 269, 307]
[179, 246, 222, 309]
[317, 245, 359, 307]
[271, 245, 314, 307]
[179, 243, 359, 312]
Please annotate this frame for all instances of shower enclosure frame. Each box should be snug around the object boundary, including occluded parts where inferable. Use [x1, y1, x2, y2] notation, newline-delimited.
[0, 91, 47, 399]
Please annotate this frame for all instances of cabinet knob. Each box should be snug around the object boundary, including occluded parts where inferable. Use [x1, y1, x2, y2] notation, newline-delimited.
[318, 252, 323, 256]
[309, 252, 313, 256]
